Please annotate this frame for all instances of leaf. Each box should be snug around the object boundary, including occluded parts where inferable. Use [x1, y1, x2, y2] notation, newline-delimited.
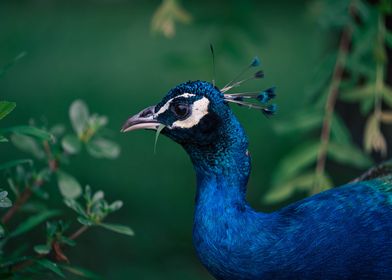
[0, 135, 7, 142]
[272, 141, 320, 186]
[70, 100, 89, 137]
[57, 171, 82, 199]
[330, 114, 351, 145]
[33, 244, 51, 254]
[0, 159, 33, 171]
[86, 138, 120, 159]
[77, 216, 94, 226]
[328, 142, 372, 168]
[10, 134, 45, 159]
[108, 200, 123, 212]
[98, 223, 134, 236]
[91, 191, 104, 204]
[10, 210, 61, 238]
[60, 264, 101, 279]
[36, 259, 65, 278]
[359, 98, 374, 115]
[60, 236, 76, 247]
[64, 199, 86, 216]
[0, 101, 16, 120]
[61, 134, 81, 154]
[340, 84, 374, 102]
[3, 126, 53, 140]
[274, 110, 323, 134]
[0, 191, 12, 207]
[264, 172, 334, 204]
[264, 173, 316, 204]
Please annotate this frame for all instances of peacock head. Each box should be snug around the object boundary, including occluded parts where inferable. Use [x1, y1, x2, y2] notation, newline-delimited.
[121, 57, 277, 150]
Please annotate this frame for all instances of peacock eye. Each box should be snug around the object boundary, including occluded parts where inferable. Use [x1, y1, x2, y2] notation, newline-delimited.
[171, 103, 191, 120]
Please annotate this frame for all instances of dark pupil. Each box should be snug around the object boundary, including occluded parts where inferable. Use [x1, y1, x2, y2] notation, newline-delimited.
[173, 104, 189, 118]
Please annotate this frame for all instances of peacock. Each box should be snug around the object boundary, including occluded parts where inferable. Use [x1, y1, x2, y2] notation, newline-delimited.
[121, 58, 392, 279]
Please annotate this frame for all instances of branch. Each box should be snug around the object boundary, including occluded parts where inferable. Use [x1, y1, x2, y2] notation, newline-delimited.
[11, 225, 90, 273]
[313, 9, 354, 194]
[2, 141, 58, 224]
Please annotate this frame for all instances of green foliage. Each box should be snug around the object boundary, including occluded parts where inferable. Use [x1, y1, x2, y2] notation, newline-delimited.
[0, 98, 132, 278]
[266, 0, 390, 204]
[64, 100, 120, 159]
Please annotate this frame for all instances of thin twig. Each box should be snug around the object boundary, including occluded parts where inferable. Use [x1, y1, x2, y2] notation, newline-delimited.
[11, 225, 90, 273]
[313, 9, 354, 194]
[69, 225, 89, 240]
[1, 187, 32, 224]
[2, 141, 57, 224]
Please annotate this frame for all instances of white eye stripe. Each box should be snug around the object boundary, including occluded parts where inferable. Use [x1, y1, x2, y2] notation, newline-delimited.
[171, 97, 210, 129]
[155, 93, 196, 116]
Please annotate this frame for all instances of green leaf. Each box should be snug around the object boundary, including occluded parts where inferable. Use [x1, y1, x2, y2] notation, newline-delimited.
[64, 199, 86, 216]
[60, 264, 101, 279]
[70, 100, 89, 137]
[10, 134, 45, 159]
[0, 159, 33, 171]
[359, 98, 374, 115]
[98, 223, 134, 236]
[77, 216, 94, 226]
[10, 210, 61, 238]
[108, 200, 123, 212]
[272, 141, 320, 186]
[274, 110, 323, 134]
[340, 84, 374, 102]
[2, 126, 53, 140]
[86, 138, 120, 159]
[57, 171, 82, 199]
[0, 101, 16, 120]
[328, 142, 372, 168]
[60, 236, 76, 247]
[36, 259, 65, 278]
[33, 244, 51, 255]
[91, 190, 104, 204]
[0, 192, 12, 208]
[264, 172, 317, 203]
[330, 114, 351, 145]
[61, 134, 81, 154]
[0, 135, 8, 142]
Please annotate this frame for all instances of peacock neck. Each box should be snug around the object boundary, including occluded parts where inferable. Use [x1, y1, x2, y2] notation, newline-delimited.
[183, 117, 252, 208]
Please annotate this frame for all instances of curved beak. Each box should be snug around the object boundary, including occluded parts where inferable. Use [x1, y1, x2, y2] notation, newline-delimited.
[121, 105, 160, 132]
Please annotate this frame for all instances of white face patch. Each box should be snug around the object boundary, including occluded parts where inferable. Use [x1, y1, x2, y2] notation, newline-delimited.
[171, 97, 210, 128]
[155, 93, 196, 116]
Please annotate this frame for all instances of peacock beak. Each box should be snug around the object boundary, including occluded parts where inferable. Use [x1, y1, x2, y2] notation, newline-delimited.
[121, 105, 160, 132]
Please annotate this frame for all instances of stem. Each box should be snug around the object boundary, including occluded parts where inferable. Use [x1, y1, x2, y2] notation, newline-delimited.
[313, 9, 354, 194]
[11, 225, 90, 273]
[69, 225, 89, 240]
[1, 187, 32, 224]
[2, 141, 58, 224]
[374, 14, 386, 121]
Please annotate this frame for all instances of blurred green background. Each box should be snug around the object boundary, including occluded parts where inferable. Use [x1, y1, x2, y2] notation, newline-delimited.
[0, 0, 352, 279]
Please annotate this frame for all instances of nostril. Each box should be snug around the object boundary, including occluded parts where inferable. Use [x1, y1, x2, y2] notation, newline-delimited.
[139, 107, 154, 118]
